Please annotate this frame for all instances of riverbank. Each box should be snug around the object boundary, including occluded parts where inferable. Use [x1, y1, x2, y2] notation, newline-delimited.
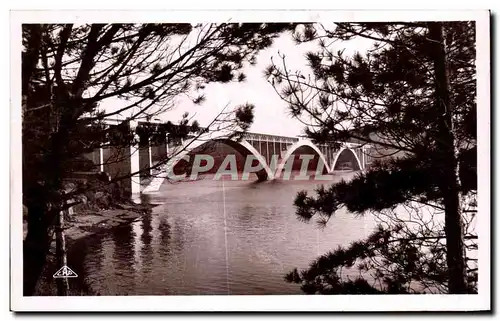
[23, 202, 153, 243]
[31, 201, 155, 296]
[64, 203, 152, 243]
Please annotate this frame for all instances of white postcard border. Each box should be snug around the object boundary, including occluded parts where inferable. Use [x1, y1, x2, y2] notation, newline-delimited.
[9, 9, 491, 312]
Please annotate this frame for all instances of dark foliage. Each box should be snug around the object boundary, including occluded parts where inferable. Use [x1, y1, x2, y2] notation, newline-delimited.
[267, 21, 477, 294]
[21, 22, 298, 295]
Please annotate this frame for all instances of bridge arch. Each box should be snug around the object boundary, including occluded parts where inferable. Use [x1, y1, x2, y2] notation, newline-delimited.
[331, 147, 362, 171]
[215, 139, 274, 181]
[274, 139, 331, 179]
[158, 138, 274, 183]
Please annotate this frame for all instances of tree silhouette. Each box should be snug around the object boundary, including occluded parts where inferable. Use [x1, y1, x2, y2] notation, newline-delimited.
[21, 22, 297, 295]
[266, 21, 477, 294]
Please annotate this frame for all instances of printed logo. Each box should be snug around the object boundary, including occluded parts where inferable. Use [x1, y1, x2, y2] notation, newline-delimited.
[53, 265, 78, 278]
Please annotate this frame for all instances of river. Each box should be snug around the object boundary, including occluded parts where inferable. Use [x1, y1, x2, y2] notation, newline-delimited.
[67, 171, 377, 295]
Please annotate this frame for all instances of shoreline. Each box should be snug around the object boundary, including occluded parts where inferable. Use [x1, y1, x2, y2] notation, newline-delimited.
[23, 202, 154, 244]
[30, 201, 155, 296]
[64, 203, 152, 244]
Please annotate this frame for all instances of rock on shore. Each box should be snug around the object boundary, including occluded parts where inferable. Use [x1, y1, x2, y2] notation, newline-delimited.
[64, 208, 143, 242]
[22, 203, 153, 243]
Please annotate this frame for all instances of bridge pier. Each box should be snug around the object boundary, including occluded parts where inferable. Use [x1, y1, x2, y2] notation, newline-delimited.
[129, 122, 141, 195]
[151, 136, 168, 164]
[138, 132, 151, 179]
[361, 147, 365, 170]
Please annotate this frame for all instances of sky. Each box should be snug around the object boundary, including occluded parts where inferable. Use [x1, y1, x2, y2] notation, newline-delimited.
[98, 27, 374, 138]
[161, 33, 317, 137]
[159, 30, 374, 138]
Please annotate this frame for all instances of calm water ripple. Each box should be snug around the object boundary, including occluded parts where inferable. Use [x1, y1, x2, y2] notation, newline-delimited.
[69, 172, 377, 295]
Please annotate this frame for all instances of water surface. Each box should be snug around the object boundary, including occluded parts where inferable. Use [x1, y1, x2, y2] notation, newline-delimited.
[69, 172, 376, 295]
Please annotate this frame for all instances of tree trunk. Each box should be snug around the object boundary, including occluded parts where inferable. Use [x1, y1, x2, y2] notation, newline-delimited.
[55, 209, 69, 295]
[428, 22, 468, 294]
[23, 203, 52, 296]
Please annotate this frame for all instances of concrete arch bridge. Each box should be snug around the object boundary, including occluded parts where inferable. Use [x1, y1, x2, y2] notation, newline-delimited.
[83, 119, 374, 195]
[141, 132, 372, 193]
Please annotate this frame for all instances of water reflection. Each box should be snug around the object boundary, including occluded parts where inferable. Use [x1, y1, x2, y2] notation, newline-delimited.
[71, 172, 376, 295]
[111, 225, 136, 294]
[158, 217, 171, 253]
[140, 211, 153, 275]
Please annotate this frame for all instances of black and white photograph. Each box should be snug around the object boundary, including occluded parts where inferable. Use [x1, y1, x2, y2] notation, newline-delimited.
[9, 9, 491, 312]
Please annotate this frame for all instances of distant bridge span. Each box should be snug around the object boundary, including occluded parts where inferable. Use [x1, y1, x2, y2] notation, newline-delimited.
[141, 132, 370, 193]
[83, 119, 373, 195]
